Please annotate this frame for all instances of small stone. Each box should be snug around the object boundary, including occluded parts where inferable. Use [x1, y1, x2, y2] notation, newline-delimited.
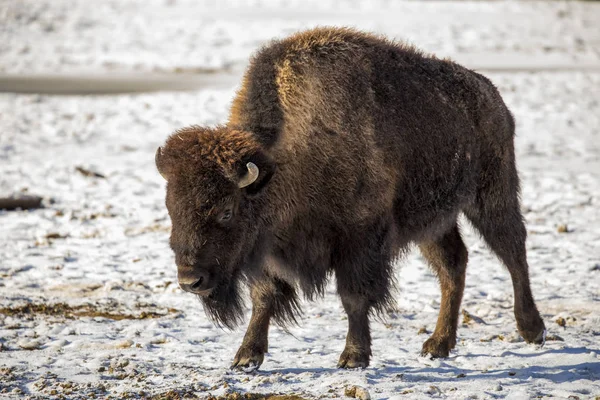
[18, 339, 42, 350]
[480, 334, 498, 342]
[557, 224, 569, 233]
[115, 340, 133, 349]
[417, 327, 428, 335]
[462, 310, 473, 324]
[427, 385, 442, 395]
[508, 371, 516, 376]
[556, 317, 566, 327]
[457, 373, 466, 378]
[462, 309, 485, 325]
[345, 385, 370, 400]
[150, 335, 167, 345]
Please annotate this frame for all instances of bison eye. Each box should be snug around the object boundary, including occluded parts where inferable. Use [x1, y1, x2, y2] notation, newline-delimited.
[219, 209, 233, 223]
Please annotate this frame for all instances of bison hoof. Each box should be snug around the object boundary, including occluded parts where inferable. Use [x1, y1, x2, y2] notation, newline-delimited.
[231, 346, 265, 372]
[337, 349, 370, 369]
[420, 335, 455, 358]
[518, 317, 546, 345]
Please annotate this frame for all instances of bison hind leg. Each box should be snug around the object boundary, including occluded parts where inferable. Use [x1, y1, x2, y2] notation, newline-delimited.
[464, 194, 545, 344]
[418, 223, 468, 358]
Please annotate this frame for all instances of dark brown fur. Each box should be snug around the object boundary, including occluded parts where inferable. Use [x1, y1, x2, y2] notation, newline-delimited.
[156, 27, 545, 369]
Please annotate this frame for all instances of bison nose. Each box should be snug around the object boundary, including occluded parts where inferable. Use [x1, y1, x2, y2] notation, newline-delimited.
[178, 268, 213, 295]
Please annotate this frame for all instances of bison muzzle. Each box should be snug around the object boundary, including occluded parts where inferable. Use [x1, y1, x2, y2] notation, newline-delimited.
[156, 27, 546, 370]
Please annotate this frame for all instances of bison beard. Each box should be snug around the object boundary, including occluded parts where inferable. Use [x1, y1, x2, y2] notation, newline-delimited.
[199, 271, 245, 330]
[200, 268, 303, 331]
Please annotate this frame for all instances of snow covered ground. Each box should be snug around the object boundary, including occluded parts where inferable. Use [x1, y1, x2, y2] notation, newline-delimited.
[1, 1, 599, 399]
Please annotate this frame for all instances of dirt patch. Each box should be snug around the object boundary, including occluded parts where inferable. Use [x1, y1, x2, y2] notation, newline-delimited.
[0, 302, 178, 321]
[146, 390, 308, 400]
[204, 394, 306, 400]
[216, 395, 307, 400]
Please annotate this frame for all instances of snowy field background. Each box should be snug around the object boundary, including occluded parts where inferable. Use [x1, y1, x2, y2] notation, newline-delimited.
[1, 0, 599, 399]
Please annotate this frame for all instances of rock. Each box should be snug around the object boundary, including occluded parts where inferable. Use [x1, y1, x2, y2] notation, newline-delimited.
[462, 309, 486, 325]
[115, 339, 134, 349]
[150, 335, 167, 345]
[75, 166, 106, 179]
[345, 385, 371, 400]
[480, 334, 498, 342]
[18, 338, 42, 350]
[427, 385, 442, 395]
[0, 194, 44, 210]
[557, 224, 569, 233]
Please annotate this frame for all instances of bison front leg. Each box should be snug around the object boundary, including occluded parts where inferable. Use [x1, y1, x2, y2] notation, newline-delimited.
[231, 301, 270, 371]
[232, 277, 300, 371]
[335, 223, 396, 369]
[337, 293, 372, 368]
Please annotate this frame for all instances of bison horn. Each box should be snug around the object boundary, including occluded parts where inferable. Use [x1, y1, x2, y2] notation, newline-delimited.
[156, 147, 168, 181]
[238, 162, 259, 188]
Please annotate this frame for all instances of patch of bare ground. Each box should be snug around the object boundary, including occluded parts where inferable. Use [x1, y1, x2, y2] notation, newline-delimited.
[0, 302, 178, 321]
[211, 394, 307, 400]
[103, 389, 313, 400]
[195, 393, 307, 400]
[7, 376, 309, 400]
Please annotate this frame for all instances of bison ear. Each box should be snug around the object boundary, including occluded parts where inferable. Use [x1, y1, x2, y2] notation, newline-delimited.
[240, 151, 275, 196]
[155, 147, 170, 180]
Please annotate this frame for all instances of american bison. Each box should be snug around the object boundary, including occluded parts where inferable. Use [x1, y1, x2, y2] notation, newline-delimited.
[155, 27, 546, 370]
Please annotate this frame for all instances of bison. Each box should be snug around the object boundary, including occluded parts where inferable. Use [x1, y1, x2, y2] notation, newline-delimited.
[155, 27, 546, 370]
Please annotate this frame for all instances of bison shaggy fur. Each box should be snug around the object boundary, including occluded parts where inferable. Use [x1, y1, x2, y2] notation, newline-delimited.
[156, 27, 546, 370]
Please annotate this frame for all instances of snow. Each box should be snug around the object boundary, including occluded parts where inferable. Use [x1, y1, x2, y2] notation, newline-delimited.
[1, 0, 599, 399]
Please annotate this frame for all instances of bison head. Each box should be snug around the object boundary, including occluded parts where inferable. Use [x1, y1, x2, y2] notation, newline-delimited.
[155, 126, 275, 328]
